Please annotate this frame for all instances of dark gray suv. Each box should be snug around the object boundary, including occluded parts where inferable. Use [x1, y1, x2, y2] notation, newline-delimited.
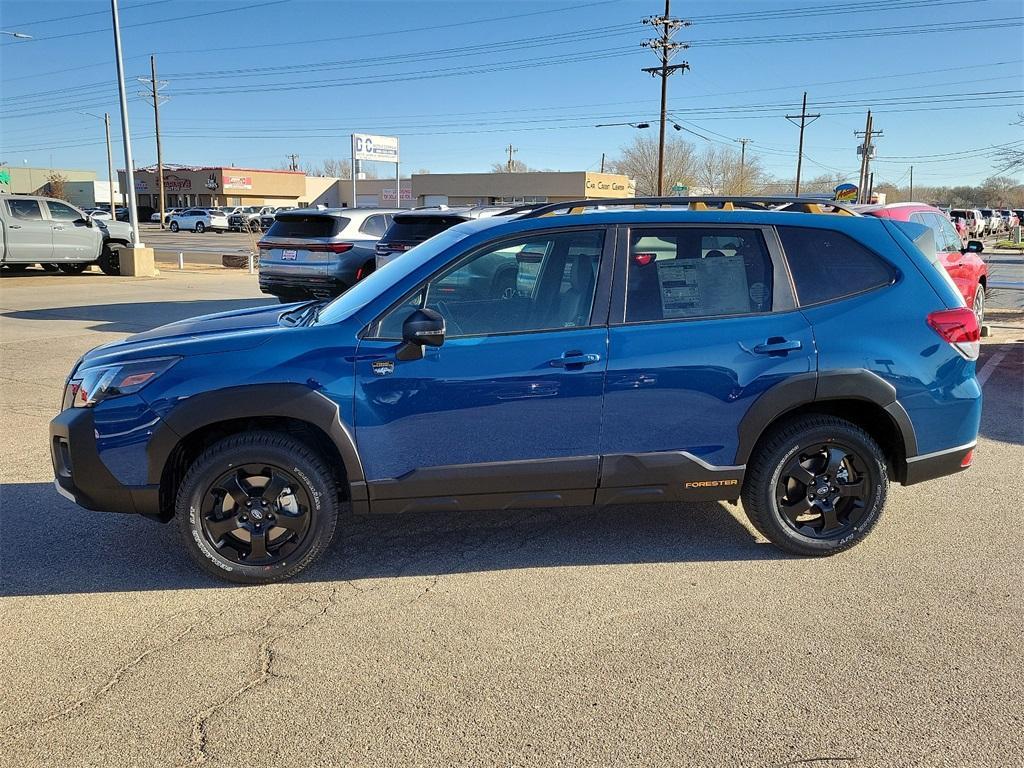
[257, 207, 398, 302]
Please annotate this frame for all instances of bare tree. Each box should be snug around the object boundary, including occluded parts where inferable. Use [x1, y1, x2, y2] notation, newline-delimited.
[490, 159, 531, 173]
[608, 135, 695, 196]
[320, 158, 352, 178]
[45, 172, 69, 201]
[993, 113, 1023, 173]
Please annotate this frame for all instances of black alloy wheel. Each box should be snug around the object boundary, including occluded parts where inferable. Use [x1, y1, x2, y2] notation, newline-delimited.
[199, 463, 312, 566]
[176, 431, 340, 583]
[742, 415, 887, 556]
[773, 442, 870, 539]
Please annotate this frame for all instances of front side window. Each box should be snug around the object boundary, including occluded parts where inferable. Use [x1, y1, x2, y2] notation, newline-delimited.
[625, 227, 773, 323]
[46, 201, 81, 221]
[7, 199, 43, 220]
[778, 227, 895, 306]
[375, 229, 605, 339]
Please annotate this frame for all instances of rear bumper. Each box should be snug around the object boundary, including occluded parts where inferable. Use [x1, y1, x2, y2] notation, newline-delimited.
[50, 407, 160, 517]
[258, 272, 349, 299]
[901, 441, 976, 486]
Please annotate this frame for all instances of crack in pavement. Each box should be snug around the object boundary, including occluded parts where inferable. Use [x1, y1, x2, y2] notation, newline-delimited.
[179, 586, 340, 767]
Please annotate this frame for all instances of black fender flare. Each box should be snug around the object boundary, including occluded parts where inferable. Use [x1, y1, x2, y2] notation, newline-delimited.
[146, 383, 366, 506]
[735, 369, 918, 465]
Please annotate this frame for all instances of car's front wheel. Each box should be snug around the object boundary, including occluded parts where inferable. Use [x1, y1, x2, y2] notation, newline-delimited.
[169, 221, 179, 232]
[741, 415, 887, 556]
[175, 431, 340, 584]
[98, 244, 121, 275]
[973, 284, 985, 327]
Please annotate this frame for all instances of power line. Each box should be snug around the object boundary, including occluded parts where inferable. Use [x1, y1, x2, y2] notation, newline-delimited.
[2, 0, 171, 28]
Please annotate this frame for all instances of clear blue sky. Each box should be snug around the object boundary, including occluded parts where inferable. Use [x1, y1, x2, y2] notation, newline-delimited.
[1, 0, 1022, 187]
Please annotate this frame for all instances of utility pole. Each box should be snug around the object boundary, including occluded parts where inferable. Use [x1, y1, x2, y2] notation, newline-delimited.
[600, 152, 606, 173]
[138, 56, 168, 227]
[111, 0, 141, 247]
[854, 110, 883, 203]
[909, 165, 914, 201]
[506, 144, 517, 172]
[784, 92, 819, 197]
[735, 138, 752, 195]
[642, 1, 690, 196]
[287, 153, 300, 172]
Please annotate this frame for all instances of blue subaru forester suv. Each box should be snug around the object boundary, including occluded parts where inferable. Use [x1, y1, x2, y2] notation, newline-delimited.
[50, 198, 983, 584]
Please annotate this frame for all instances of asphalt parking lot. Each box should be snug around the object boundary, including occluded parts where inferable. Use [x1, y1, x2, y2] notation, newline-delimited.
[1, 269, 1022, 767]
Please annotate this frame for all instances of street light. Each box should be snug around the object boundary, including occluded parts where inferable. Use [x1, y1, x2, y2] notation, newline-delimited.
[1, 31, 33, 39]
[80, 111, 117, 216]
[595, 122, 651, 129]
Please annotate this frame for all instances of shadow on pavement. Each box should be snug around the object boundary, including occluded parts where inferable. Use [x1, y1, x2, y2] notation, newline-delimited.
[0, 481, 777, 597]
[2, 299, 275, 334]
[977, 342, 1024, 447]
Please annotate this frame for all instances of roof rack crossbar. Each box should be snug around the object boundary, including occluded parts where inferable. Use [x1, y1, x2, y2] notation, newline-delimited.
[514, 196, 860, 218]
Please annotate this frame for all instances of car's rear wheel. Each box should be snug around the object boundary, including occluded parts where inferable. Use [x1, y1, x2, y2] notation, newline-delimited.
[742, 415, 887, 556]
[98, 245, 121, 275]
[169, 221, 179, 232]
[57, 262, 90, 275]
[195, 222, 206, 233]
[973, 284, 985, 327]
[175, 431, 340, 584]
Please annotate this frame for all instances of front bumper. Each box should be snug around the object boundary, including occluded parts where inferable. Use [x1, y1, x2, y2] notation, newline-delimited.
[50, 407, 160, 517]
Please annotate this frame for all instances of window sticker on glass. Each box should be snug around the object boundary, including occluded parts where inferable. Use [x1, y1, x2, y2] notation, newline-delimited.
[655, 254, 749, 318]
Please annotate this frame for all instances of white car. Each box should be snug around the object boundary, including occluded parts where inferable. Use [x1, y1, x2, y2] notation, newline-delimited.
[168, 208, 228, 233]
[150, 207, 183, 224]
[83, 208, 112, 220]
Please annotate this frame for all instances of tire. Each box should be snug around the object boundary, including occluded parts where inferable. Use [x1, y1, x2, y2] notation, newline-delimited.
[98, 244, 121, 275]
[741, 415, 888, 556]
[169, 221, 179, 232]
[57, 262, 89, 275]
[175, 431, 340, 584]
[195, 222, 206, 233]
[973, 284, 985, 327]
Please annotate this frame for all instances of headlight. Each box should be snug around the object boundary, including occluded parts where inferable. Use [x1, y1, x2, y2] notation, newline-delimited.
[68, 357, 179, 408]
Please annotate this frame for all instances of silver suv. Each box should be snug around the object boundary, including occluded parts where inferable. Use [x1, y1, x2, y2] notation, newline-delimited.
[257, 207, 399, 302]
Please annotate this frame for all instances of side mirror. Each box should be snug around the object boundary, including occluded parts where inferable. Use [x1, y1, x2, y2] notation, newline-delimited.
[964, 240, 984, 254]
[397, 308, 445, 361]
[76, 217, 94, 228]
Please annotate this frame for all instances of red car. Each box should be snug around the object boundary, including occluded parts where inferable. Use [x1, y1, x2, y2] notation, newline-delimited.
[863, 203, 988, 325]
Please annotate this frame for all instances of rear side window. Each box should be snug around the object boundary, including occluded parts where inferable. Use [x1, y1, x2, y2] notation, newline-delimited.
[266, 215, 343, 239]
[359, 214, 389, 237]
[381, 215, 466, 244]
[6, 199, 43, 220]
[625, 227, 774, 322]
[778, 227, 895, 306]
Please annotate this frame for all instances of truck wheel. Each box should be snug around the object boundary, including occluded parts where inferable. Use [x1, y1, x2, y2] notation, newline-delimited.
[175, 431, 340, 584]
[741, 415, 887, 556]
[98, 245, 121, 275]
[57, 263, 89, 275]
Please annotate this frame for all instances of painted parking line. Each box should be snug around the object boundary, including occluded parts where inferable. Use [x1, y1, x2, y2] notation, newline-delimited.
[977, 348, 1009, 387]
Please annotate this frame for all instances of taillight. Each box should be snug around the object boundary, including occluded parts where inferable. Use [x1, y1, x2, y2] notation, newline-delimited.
[960, 448, 974, 467]
[302, 242, 353, 253]
[927, 307, 980, 360]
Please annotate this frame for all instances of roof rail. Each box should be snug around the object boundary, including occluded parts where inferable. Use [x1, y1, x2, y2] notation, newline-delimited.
[514, 196, 860, 218]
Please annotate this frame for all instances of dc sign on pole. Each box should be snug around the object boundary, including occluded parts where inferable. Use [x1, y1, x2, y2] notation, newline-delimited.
[351, 133, 401, 209]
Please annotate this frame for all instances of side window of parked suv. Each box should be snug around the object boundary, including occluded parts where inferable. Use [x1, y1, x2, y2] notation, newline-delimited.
[625, 227, 773, 322]
[375, 230, 604, 339]
[777, 227, 895, 306]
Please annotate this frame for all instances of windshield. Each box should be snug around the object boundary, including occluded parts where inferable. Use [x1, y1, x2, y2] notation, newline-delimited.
[314, 226, 473, 325]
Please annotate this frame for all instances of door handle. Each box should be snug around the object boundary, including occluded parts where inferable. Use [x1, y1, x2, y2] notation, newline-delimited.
[549, 351, 601, 368]
[752, 338, 802, 355]
[9, 224, 22, 229]
[52, 226, 64, 231]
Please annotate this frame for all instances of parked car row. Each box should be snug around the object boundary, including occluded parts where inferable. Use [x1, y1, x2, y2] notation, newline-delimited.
[949, 207, 1021, 237]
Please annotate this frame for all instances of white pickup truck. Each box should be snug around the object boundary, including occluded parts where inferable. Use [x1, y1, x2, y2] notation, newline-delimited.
[0, 194, 133, 275]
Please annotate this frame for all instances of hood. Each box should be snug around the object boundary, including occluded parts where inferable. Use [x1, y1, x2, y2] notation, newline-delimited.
[81, 302, 291, 368]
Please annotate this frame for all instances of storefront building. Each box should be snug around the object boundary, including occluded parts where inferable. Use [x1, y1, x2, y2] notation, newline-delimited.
[121, 166, 307, 209]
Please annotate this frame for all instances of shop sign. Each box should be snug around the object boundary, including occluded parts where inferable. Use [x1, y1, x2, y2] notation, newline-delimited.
[834, 183, 858, 202]
[352, 133, 400, 163]
[224, 175, 252, 190]
[381, 187, 413, 201]
[164, 174, 192, 192]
